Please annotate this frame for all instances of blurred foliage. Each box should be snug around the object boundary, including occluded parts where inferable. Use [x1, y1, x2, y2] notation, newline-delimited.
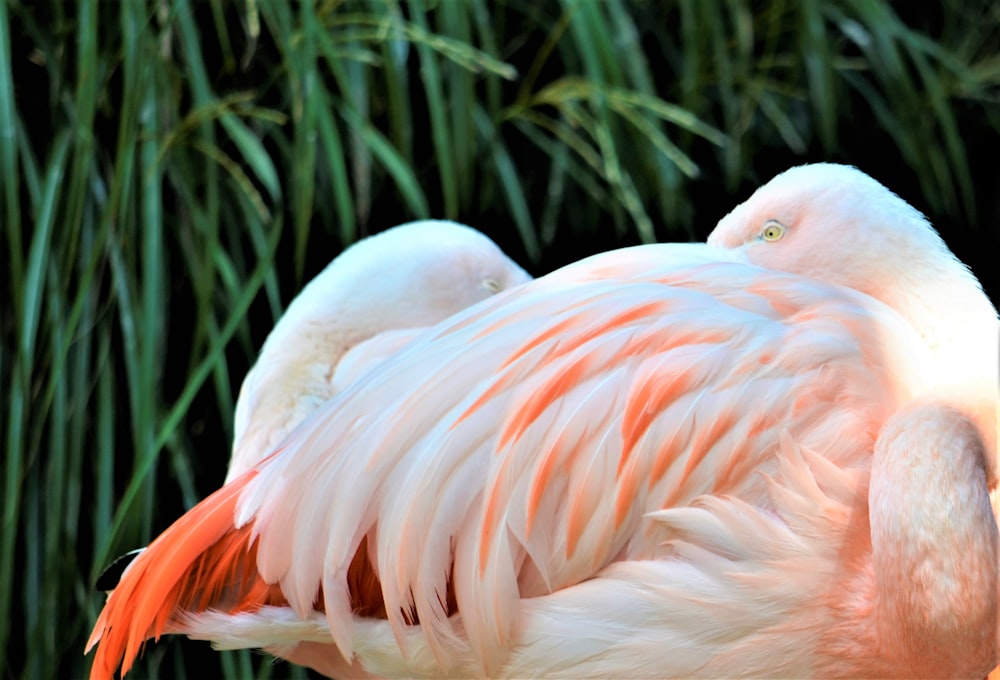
[2, 0, 998, 678]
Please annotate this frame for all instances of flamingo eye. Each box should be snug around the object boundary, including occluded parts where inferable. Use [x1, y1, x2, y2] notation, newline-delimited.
[483, 278, 502, 293]
[761, 221, 785, 242]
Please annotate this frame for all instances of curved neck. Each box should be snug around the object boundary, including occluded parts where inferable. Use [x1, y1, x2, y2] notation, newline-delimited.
[227, 300, 359, 481]
[869, 403, 999, 676]
[876, 256, 999, 481]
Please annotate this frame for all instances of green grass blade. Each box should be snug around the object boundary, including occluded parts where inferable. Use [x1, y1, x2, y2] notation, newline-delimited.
[340, 107, 430, 219]
[407, 0, 457, 217]
[19, 132, 71, 364]
[0, 0, 22, 321]
[798, 0, 837, 150]
[474, 106, 540, 262]
[439, 1, 475, 207]
[0, 130, 71, 677]
[220, 113, 283, 203]
[315, 95, 358, 247]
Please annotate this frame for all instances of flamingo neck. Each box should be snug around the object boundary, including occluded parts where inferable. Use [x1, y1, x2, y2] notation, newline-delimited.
[878, 258, 999, 480]
[227, 289, 361, 481]
[866, 402, 1000, 676]
[254, 316, 353, 418]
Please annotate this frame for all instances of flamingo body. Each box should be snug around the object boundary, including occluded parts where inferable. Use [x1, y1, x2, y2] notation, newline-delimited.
[88, 165, 999, 678]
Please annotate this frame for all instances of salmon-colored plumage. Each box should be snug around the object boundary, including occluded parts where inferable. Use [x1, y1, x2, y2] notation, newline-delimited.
[88, 165, 999, 678]
[88, 473, 260, 678]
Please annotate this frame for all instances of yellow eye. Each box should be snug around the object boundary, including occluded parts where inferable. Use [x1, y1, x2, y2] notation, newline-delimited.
[761, 221, 785, 242]
[483, 278, 502, 293]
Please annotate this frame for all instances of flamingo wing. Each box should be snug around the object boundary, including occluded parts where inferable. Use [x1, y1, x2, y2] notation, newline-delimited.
[88, 243, 930, 678]
[328, 431, 869, 679]
[167, 431, 874, 679]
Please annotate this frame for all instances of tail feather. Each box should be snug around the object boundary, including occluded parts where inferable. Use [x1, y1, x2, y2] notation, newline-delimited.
[87, 465, 406, 680]
[86, 472, 283, 680]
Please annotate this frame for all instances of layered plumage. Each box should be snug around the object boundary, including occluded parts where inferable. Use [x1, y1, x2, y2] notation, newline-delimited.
[87, 165, 999, 678]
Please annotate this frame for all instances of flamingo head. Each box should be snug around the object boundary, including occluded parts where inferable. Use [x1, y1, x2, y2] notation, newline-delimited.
[288, 220, 531, 339]
[709, 162, 999, 486]
[705, 163, 968, 310]
[227, 220, 531, 481]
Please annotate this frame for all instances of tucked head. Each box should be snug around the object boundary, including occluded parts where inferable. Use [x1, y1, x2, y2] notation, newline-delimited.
[708, 163, 998, 469]
[289, 220, 531, 336]
[229, 220, 531, 480]
[706, 163, 964, 305]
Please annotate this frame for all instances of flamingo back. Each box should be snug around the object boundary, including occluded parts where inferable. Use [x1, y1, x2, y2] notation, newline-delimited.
[88, 243, 931, 678]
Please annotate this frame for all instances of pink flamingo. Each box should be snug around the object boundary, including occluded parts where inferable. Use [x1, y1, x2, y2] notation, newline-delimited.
[226, 220, 531, 481]
[87, 164, 999, 678]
